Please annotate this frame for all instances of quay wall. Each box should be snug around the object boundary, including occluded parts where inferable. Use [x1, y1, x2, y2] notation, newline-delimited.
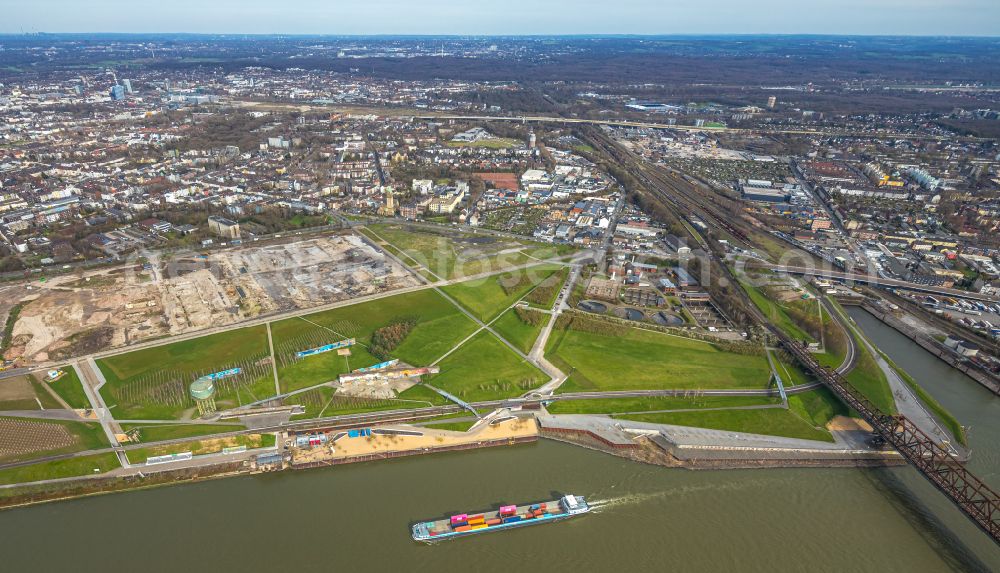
[851, 301, 1000, 396]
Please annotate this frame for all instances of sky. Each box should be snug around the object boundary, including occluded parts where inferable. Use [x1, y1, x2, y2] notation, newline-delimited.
[3, 0, 1000, 36]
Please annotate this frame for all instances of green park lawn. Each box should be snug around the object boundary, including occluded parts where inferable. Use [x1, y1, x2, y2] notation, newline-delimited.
[43, 368, 92, 410]
[0, 453, 120, 486]
[289, 384, 449, 420]
[442, 265, 560, 322]
[271, 289, 478, 393]
[546, 395, 781, 415]
[612, 387, 846, 443]
[492, 308, 546, 354]
[120, 423, 246, 443]
[428, 331, 545, 402]
[548, 325, 772, 392]
[124, 433, 275, 464]
[98, 325, 268, 383]
[96, 325, 272, 419]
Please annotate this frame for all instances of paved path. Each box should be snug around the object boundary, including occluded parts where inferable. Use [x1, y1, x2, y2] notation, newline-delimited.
[0, 409, 90, 421]
[862, 334, 961, 454]
[266, 322, 281, 396]
[818, 294, 857, 375]
[827, 302, 962, 454]
[73, 359, 128, 468]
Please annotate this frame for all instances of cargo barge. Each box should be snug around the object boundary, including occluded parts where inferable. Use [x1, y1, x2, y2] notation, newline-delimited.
[411, 494, 590, 542]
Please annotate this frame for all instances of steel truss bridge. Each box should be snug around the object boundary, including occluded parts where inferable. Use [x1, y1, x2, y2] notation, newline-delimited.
[782, 341, 1000, 543]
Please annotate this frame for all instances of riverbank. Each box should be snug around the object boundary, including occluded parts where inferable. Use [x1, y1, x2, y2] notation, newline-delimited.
[0, 408, 908, 511]
[537, 414, 904, 470]
[851, 300, 1000, 396]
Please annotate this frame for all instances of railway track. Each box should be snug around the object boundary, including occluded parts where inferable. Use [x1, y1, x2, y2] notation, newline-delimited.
[580, 125, 1000, 544]
[580, 127, 753, 248]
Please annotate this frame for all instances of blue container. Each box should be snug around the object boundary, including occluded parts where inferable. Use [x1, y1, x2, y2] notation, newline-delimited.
[503, 516, 521, 523]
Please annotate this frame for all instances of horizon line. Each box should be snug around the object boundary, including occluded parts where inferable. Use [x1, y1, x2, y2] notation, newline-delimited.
[1, 32, 999, 39]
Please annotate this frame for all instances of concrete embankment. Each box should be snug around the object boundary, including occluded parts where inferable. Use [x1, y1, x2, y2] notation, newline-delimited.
[537, 414, 904, 469]
[852, 301, 1000, 396]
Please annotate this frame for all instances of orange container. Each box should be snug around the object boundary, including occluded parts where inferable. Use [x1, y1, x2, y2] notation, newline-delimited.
[486, 519, 502, 526]
[455, 525, 472, 532]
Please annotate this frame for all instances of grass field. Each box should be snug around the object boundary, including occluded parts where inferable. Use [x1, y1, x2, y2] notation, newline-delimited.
[290, 384, 448, 420]
[441, 265, 560, 322]
[43, 368, 92, 410]
[125, 433, 275, 464]
[271, 289, 478, 393]
[428, 331, 545, 401]
[546, 395, 781, 415]
[0, 417, 110, 463]
[120, 423, 245, 442]
[820, 300, 897, 415]
[0, 375, 62, 411]
[615, 407, 835, 442]
[492, 308, 546, 354]
[787, 387, 850, 429]
[548, 324, 772, 392]
[0, 452, 120, 486]
[97, 325, 272, 420]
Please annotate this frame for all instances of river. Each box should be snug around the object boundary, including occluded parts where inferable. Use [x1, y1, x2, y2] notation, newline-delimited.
[1, 309, 999, 572]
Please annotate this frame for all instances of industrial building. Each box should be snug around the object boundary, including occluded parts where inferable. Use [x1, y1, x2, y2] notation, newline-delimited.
[208, 215, 241, 239]
[740, 180, 792, 203]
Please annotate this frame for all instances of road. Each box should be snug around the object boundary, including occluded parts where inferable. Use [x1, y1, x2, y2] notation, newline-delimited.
[531, 188, 625, 395]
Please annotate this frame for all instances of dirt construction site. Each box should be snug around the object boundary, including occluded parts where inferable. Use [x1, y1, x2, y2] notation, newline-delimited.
[3, 233, 418, 364]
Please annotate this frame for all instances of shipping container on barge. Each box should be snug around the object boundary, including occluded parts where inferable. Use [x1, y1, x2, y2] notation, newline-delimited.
[411, 495, 590, 542]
